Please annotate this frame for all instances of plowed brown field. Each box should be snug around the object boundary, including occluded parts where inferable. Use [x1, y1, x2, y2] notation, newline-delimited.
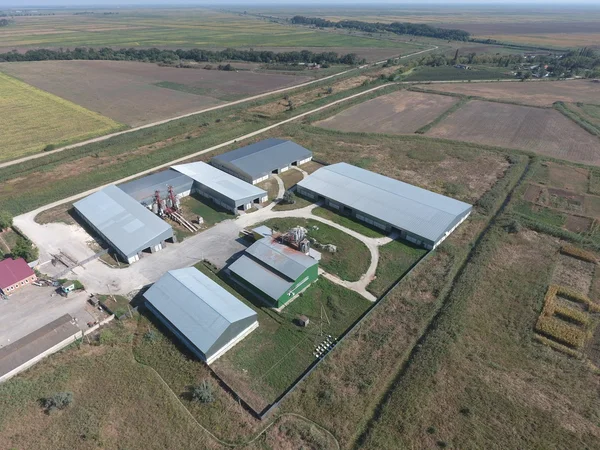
[427, 100, 600, 165]
[0, 60, 311, 126]
[314, 90, 459, 134]
[424, 80, 600, 107]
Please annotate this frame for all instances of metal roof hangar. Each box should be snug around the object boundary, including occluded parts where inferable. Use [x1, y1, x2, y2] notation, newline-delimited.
[118, 169, 194, 205]
[73, 185, 174, 264]
[211, 138, 313, 184]
[228, 237, 318, 308]
[297, 163, 472, 250]
[172, 162, 267, 213]
[144, 268, 258, 364]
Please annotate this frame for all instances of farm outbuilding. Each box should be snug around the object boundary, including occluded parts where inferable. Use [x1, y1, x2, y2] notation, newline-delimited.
[73, 185, 174, 264]
[0, 258, 36, 296]
[296, 163, 472, 250]
[144, 267, 258, 365]
[211, 138, 313, 184]
[228, 237, 318, 308]
[172, 162, 268, 213]
[118, 169, 194, 205]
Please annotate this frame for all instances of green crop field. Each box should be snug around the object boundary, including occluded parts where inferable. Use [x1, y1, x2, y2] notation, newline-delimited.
[0, 8, 417, 51]
[0, 72, 122, 162]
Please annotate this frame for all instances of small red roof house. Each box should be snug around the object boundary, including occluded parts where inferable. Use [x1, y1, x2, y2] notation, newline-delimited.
[0, 258, 36, 295]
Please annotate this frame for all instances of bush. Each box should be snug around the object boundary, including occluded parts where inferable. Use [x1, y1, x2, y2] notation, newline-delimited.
[0, 210, 12, 230]
[504, 219, 522, 234]
[282, 190, 296, 204]
[190, 379, 215, 404]
[144, 330, 159, 343]
[11, 236, 38, 262]
[41, 392, 73, 413]
[43, 144, 56, 152]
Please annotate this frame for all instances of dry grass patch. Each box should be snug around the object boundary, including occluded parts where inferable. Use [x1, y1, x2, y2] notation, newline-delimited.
[424, 80, 600, 107]
[315, 90, 459, 134]
[427, 100, 600, 166]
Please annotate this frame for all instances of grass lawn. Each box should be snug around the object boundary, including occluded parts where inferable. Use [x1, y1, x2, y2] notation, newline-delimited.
[97, 294, 132, 317]
[260, 217, 371, 282]
[312, 206, 387, 238]
[180, 193, 235, 228]
[272, 195, 313, 211]
[256, 177, 280, 201]
[368, 240, 428, 297]
[0, 323, 223, 449]
[209, 270, 372, 410]
[279, 169, 304, 190]
[513, 200, 567, 228]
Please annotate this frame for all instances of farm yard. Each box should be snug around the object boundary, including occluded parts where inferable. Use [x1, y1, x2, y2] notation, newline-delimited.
[0, 61, 313, 126]
[424, 80, 600, 107]
[315, 90, 459, 134]
[426, 100, 600, 166]
[0, 72, 121, 162]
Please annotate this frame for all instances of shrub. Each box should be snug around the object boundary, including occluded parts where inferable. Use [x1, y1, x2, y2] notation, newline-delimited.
[282, 190, 296, 204]
[504, 219, 522, 234]
[560, 244, 597, 263]
[11, 236, 39, 262]
[41, 392, 73, 413]
[43, 144, 56, 152]
[190, 379, 215, 404]
[144, 330, 159, 343]
[535, 316, 587, 349]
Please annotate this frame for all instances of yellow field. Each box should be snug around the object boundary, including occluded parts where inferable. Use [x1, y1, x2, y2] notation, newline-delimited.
[0, 72, 122, 162]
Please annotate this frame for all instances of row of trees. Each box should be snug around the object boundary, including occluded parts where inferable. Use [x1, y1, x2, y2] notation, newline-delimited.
[411, 47, 600, 78]
[291, 15, 470, 41]
[0, 18, 12, 27]
[0, 210, 39, 262]
[0, 47, 365, 66]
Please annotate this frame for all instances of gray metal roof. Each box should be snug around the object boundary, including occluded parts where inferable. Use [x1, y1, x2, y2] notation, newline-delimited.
[143, 268, 257, 356]
[229, 238, 317, 301]
[172, 162, 266, 201]
[118, 169, 193, 204]
[247, 237, 317, 280]
[229, 254, 294, 301]
[73, 185, 173, 258]
[211, 138, 313, 179]
[297, 163, 472, 244]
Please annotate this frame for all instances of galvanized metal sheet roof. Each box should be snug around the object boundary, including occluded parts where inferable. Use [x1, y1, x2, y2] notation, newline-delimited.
[73, 185, 172, 258]
[247, 237, 317, 280]
[211, 138, 313, 179]
[144, 268, 257, 355]
[118, 169, 194, 204]
[172, 162, 266, 201]
[229, 254, 293, 301]
[297, 163, 472, 243]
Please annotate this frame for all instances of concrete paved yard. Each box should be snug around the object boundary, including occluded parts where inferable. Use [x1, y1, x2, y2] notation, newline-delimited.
[0, 286, 102, 348]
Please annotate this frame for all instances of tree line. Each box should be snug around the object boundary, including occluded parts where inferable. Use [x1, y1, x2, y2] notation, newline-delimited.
[0, 47, 365, 66]
[0, 18, 12, 27]
[290, 15, 470, 41]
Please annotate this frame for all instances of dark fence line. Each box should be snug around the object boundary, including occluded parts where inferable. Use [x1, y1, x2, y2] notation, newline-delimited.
[207, 249, 432, 419]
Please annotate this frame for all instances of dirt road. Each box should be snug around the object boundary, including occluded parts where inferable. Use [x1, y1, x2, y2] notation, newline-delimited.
[0, 46, 438, 171]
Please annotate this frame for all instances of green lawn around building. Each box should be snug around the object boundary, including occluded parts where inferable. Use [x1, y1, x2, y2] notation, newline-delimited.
[312, 206, 387, 238]
[259, 217, 371, 282]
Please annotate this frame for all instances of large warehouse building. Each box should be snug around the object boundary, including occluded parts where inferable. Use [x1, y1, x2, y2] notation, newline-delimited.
[73, 185, 174, 264]
[172, 162, 267, 213]
[296, 163, 472, 250]
[211, 138, 313, 184]
[118, 169, 194, 205]
[228, 237, 318, 308]
[144, 268, 258, 365]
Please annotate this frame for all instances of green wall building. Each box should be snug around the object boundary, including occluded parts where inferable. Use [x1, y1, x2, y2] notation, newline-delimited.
[228, 237, 318, 308]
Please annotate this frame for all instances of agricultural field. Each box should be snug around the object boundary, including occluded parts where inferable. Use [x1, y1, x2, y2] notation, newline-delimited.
[402, 65, 514, 82]
[315, 90, 459, 134]
[0, 61, 313, 126]
[424, 80, 600, 107]
[359, 225, 600, 449]
[0, 72, 121, 162]
[426, 100, 600, 166]
[0, 8, 419, 52]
